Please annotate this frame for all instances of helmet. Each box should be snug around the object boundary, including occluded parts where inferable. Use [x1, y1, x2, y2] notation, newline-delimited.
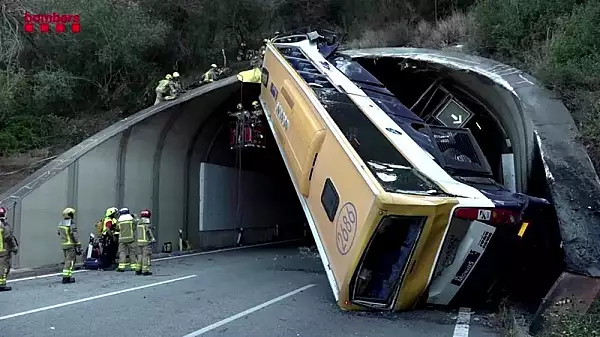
[172, 72, 180, 78]
[105, 207, 118, 218]
[241, 42, 246, 46]
[140, 209, 151, 218]
[62, 207, 76, 218]
[119, 207, 130, 215]
[211, 64, 217, 68]
[236, 103, 243, 110]
[252, 101, 259, 108]
[0, 207, 6, 219]
[165, 74, 172, 80]
[263, 39, 268, 44]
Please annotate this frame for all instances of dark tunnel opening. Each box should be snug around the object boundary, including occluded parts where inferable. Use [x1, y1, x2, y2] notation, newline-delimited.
[355, 57, 509, 184]
[195, 83, 313, 248]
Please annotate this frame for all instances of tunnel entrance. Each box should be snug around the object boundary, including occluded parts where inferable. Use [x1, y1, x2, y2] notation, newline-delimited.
[356, 57, 510, 186]
[192, 83, 310, 250]
[351, 56, 564, 312]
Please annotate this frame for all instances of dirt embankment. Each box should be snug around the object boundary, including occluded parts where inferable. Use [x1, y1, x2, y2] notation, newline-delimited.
[0, 149, 56, 194]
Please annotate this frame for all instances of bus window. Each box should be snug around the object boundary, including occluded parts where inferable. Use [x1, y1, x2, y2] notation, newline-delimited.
[352, 216, 426, 307]
[320, 178, 340, 222]
[312, 88, 442, 195]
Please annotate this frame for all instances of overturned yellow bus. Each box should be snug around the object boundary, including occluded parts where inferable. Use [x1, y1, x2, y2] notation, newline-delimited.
[256, 31, 546, 311]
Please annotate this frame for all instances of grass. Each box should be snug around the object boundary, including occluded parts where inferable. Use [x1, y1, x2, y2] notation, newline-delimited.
[539, 299, 600, 336]
[345, 11, 474, 49]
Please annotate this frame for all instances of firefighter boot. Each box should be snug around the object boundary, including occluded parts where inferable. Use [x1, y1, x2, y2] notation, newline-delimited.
[62, 277, 75, 284]
[136, 270, 142, 275]
[142, 271, 153, 276]
[0, 286, 12, 292]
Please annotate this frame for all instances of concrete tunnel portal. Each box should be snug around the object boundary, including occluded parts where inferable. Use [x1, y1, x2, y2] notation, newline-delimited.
[0, 77, 306, 270]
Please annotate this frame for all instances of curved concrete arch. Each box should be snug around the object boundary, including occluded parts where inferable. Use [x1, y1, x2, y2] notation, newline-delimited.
[0, 76, 246, 268]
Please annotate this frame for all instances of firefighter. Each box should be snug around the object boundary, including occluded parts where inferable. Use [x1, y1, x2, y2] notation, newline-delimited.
[259, 39, 268, 57]
[201, 64, 219, 84]
[237, 42, 248, 61]
[101, 207, 118, 270]
[172, 72, 185, 95]
[0, 207, 18, 292]
[249, 101, 265, 147]
[58, 207, 81, 284]
[116, 207, 138, 272]
[227, 103, 246, 148]
[251, 101, 263, 117]
[136, 209, 156, 276]
[227, 103, 244, 119]
[154, 74, 176, 105]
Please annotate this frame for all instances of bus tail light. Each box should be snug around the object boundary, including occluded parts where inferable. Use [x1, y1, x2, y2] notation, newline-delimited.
[453, 207, 520, 226]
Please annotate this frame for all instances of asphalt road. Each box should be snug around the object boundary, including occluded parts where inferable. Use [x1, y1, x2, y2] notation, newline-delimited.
[0, 244, 500, 337]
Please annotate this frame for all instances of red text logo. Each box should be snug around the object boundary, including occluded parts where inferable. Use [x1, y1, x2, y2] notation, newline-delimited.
[24, 12, 81, 33]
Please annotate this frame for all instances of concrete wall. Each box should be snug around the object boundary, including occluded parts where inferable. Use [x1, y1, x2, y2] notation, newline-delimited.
[0, 77, 300, 269]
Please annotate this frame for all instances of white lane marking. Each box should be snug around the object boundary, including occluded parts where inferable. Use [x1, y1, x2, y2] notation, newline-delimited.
[152, 239, 301, 262]
[7, 270, 87, 283]
[182, 284, 317, 337]
[0, 274, 197, 321]
[8, 239, 301, 283]
[453, 307, 472, 337]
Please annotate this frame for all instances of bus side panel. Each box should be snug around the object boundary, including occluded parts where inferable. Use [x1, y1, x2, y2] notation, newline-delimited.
[260, 52, 326, 197]
[282, 79, 326, 196]
[306, 132, 379, 305]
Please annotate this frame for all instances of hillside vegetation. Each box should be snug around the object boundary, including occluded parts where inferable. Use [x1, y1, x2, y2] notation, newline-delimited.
[1, 0, 599, 169]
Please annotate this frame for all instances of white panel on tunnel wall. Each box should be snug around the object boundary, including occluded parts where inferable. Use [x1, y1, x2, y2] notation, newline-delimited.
[76, 135, 121, 242]
[19, 169, 69, 268]
[199, 163, 293, 231]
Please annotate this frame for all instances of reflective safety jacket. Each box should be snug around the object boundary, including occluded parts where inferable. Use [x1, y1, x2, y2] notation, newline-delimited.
[172, 80, 182, 93]
[57, 219, 80, 250]
[156, 79, 172, 94]
[0, 220, 18, 257]
[117, 214, 135, 243]
[136, 218, 156, 247]
[201, 69, 216, 83]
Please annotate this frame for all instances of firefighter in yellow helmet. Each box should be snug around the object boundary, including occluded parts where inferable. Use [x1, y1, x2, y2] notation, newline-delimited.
[136, 209, 156, 275]
[101, 207, 119, 270]
[259, 39, 268, 57]
[57, 207, 80, 284]
[251, 101, 263, 117]
[201, 64, 219, 84]
[237, 42, 248, 61]
[172, 72, 185, 95]
[154, 74, 176, 105]
[0, 207, 18, 291]
[116, 207, 138, 272]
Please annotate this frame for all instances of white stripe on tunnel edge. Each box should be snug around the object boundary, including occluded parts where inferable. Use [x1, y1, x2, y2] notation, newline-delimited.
[8, 239, 301, 284]
[0, 275, 197, 321]
[453, 307, 472, 337]
[182, 284, 317, 337]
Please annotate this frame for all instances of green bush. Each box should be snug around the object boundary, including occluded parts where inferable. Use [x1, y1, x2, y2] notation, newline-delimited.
[545, 0, 600, 90]
[471, 0, 585, 64]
